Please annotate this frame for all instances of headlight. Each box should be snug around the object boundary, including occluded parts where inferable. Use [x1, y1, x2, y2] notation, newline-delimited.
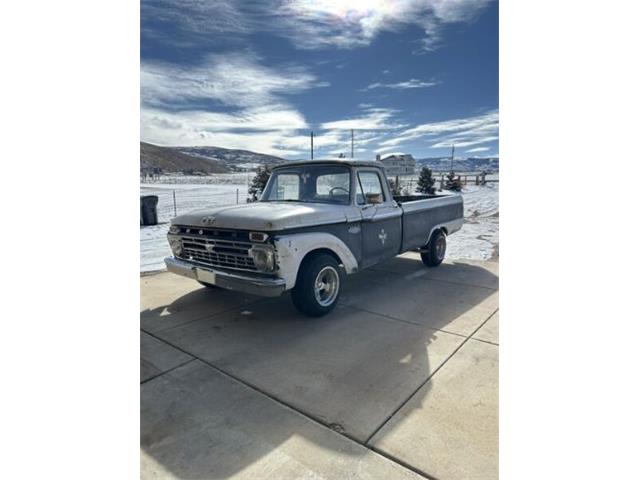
[249, 245, 275, 272]
[169, 225, 180, 234]
[168, 235, 182, 256]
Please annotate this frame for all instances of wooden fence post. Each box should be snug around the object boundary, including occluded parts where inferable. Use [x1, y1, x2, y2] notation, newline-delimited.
[172, 190, 177, 217]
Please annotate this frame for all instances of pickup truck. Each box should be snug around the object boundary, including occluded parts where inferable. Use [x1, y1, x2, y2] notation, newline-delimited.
[165, 160, 463, 316]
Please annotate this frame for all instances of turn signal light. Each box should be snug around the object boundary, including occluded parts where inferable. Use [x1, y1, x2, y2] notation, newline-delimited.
[249, 232, 268, 242]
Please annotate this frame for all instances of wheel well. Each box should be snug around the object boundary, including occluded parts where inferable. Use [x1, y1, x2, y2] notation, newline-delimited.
[427, 227, 447, 246]
[300, 248, 342, 268]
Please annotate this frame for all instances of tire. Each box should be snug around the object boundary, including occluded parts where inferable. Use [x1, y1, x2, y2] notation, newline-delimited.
[291, 253, 341, 317]
[198, 281, 218, 289]
[421, 229, 446, 267]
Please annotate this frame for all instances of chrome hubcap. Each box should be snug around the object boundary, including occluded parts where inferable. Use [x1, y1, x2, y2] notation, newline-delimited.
[314, 266, 340, 307]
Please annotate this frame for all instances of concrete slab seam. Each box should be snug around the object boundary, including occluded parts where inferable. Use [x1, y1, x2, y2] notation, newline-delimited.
[140, 328, 434, 480]
[141, 357, 198, 385]
[363, 306, 499, 445]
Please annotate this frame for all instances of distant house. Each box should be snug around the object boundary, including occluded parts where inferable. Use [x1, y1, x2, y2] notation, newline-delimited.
[376, 153, 416, 176]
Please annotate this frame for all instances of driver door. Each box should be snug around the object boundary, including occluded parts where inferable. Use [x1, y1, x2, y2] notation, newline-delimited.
[356, 169, 402, 268]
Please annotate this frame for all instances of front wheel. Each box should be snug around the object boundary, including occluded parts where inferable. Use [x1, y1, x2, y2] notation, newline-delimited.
[421, 230, 446, 267]
[291, 254, 341, 317]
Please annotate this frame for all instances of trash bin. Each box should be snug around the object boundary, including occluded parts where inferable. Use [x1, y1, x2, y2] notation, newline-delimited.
[140, 195, 159, 226]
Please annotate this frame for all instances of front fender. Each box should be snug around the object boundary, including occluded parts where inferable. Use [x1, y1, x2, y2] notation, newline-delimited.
[274, 233, 359, 289]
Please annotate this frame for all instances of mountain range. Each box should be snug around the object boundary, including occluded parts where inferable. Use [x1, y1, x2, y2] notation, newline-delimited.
[416, 156, 499, 172]
[140, 142, 498, 174]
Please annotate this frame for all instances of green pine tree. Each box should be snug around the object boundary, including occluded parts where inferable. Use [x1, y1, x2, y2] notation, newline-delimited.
[416, 167, 435, 194]
[248, 165, 271, 201]
[444, 171, 463, 192]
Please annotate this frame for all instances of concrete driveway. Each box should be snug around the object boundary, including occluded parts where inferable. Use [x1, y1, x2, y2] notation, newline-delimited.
[141, 252, 499, 479]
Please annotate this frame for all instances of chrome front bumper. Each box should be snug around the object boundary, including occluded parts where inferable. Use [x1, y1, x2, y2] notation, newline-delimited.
[165, 257, 286, 297]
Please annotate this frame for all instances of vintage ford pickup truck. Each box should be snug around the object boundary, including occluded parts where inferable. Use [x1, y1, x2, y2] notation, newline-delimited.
[165, 160, 463, 316]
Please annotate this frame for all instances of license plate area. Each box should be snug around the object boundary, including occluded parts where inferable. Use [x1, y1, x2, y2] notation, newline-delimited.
[196, 268, 217, 285]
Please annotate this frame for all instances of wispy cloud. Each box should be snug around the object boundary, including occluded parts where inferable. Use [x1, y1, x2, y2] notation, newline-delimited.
[379, 109, 499, 150]
[271, 0, 494, 51]
[466, 146, 491, 153]
[141, 0, 250, 48]
[142, 0, 494, 53]
[141, 53, 330, 156]
[320, 107, 403, 130]
[141, 53, 327, 109]
[362, 79, 439, 91]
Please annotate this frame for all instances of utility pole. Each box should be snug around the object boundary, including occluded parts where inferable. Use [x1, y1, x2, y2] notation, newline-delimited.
[351, 129, 354, 158]
[450, 144, 455, 172]
[311, 131, 314, 160]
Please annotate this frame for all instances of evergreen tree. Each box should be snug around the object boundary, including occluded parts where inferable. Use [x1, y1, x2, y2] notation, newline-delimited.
[248, 165, 271, 201]
[444, 171, 463, 192]
[416, 167, 436, 194]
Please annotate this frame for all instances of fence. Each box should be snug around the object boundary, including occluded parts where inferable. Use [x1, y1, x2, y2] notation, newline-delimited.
[393, 172, 498, 194]
[140, 185, 249, 224]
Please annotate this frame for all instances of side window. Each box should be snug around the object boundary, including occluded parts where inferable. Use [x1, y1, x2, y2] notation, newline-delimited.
[357, 171, 385, 205]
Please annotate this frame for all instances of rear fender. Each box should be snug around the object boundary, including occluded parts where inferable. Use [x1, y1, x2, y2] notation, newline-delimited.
[426, 218, 464, 245]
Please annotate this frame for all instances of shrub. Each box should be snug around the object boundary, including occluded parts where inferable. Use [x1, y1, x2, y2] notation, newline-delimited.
[444, 171, 463, 192]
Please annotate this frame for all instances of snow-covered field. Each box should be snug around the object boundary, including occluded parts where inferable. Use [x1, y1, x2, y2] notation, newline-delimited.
[140, 174, 249, 271]
[140, 174, 498, 272]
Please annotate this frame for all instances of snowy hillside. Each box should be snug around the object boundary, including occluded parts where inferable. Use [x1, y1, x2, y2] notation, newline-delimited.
[174, 146, 286, 169]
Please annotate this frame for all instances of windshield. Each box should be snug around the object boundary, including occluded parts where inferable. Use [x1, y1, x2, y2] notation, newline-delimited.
[261, 165, 351, 205]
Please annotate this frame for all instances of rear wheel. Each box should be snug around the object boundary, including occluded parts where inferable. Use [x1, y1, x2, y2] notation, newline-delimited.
[421, 229, 446, 267]
[291, 253, 341, 317]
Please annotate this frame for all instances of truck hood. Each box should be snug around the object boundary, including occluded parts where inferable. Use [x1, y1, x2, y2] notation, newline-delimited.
[171, 202, 351, 231]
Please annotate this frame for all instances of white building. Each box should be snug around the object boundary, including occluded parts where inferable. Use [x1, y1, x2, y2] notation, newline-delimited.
[376, 153, 416, 176]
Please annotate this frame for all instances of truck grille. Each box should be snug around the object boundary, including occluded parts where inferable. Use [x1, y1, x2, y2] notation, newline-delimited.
[177, 233, 258, 272]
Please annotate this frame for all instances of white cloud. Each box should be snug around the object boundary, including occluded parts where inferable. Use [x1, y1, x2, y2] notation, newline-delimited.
[320, 107, 402, 130]
[271, 0, 494, 51]
[466, 146, 491, 153]
[431, 136, 498, 148]
[141, 0, 251, 49]
[362, 79, 439, 91]
[141, 53, 327, 109]
[141, 53, 331, 157]
[379, 110, 499, 149]
[142, 1, 494, 52]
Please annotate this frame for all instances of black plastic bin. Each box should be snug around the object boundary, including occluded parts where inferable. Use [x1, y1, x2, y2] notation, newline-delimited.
[140, 195, 159, 226]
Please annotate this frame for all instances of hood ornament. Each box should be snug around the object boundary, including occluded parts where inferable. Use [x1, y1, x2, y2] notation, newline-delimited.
[201, 216, 216, 225]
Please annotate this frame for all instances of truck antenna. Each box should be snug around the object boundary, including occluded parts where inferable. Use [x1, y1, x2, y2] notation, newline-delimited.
[311, 131, 314, 160]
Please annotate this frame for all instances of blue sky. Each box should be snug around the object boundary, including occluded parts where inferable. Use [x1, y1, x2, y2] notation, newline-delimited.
[141, 0, 498, 160]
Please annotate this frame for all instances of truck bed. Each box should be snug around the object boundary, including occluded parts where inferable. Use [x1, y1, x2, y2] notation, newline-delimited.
[395, 192, 464, 252]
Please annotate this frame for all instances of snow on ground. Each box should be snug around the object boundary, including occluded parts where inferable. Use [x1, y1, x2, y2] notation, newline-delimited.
[447, 181, 499, 261]
[140, 175, 499, 272]
[140, 174, 249, 271]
